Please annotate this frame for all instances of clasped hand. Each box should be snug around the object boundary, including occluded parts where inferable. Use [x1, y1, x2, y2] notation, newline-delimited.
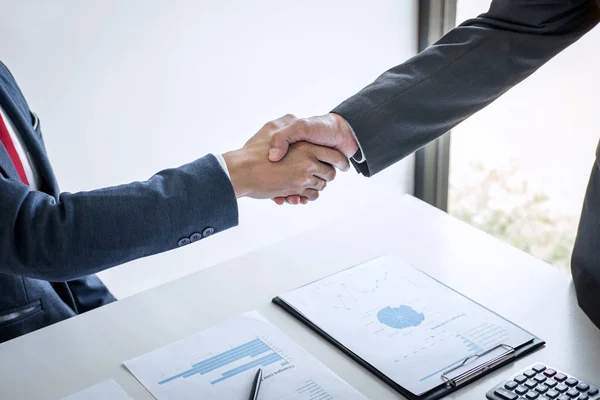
[223, 114, 355, 203]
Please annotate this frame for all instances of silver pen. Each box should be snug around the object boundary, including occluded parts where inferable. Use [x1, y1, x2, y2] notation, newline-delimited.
[248, 368, 263, 400]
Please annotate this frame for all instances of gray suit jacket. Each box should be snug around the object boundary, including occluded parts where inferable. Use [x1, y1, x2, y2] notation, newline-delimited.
[334, 0, 599, 176]
[0, 61, 238, 343]
[332, 0, 600, 327]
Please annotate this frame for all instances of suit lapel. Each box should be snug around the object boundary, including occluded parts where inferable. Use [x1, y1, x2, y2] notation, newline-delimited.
[0, 75, 59, 196]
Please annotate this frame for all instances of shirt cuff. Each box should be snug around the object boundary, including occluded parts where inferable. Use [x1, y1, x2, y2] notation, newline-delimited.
[348, 123, 366, 164]
[213, 153, 231, 180]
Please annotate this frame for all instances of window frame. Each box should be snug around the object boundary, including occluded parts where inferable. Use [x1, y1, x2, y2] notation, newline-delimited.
[413, 0, 457, 211]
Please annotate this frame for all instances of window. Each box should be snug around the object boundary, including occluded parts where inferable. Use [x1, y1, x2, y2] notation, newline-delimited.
[448, 0, 600, 270]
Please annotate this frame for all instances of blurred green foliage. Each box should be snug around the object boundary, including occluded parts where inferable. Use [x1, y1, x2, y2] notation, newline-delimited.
[449, 161, 577, 269]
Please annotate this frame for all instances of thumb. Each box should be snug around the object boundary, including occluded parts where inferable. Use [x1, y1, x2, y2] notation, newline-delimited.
[268, 121, 308, 162]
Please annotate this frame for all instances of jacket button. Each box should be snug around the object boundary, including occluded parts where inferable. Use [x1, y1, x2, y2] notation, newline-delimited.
[178, 238, 191, 247]
[190, 232, 202, 242]
[202, 227, 215, 237]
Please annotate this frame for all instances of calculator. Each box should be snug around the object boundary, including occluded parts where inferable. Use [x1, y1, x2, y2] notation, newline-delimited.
[486, 363, 599, 400]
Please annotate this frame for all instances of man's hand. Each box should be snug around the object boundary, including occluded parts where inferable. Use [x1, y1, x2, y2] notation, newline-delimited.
[267, 113, 358, 205]
[223, 115, 349, 201]
[268, 113, 359, 162]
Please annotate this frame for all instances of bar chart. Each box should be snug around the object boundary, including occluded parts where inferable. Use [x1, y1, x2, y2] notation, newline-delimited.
[158, 337, 288, 386]
[124, 312, 366, 399]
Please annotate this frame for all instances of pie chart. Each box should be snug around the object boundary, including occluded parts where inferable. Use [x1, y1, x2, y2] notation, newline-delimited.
[377, 305, 425, 329]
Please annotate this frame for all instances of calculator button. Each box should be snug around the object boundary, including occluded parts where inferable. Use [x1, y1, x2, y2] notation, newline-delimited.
[555, 374, 568, 382]
[547, 380, 559, 389]
[526, 380, 539, 389]
[566, 378, 580, 387]
[558, 396, 571, 400]
[526, 391, 540, 399]
[556, 384, 569, 393]
[515, 375, 528, 384]
[545, 370, 558, 377]
[533, 364, 547, 373]
[516, 386, 530, 395]
[494, 388, 519, 400]
[505, 381, 519, 391]
[536, 384, 549, 394]
[546, 389, 560, 399]
[579, 395, 589, 400]
[524, 370, 538, 378]
[566, 388, 580, 397]
[535, 375, 548, 383]
[589, 387, 599, 396]
[577, 383, 590, 392]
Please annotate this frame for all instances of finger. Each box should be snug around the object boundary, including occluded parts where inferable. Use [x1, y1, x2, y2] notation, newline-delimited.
[300, 189, 320, 201]
[269, 114, 297, 130]
[313, 163, 336, 182]
[304, 176, 327, 191]
[286, 196, 301, 205]
[282, 195, 308, 205]
[310, 145, 350, 172]
[272, 197, 286, 205]
[269, 119, 310, 162]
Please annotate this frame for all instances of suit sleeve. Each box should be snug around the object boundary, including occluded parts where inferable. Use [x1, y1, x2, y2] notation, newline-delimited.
[0, 154, 238, 281]
[332, 0, 600, 176]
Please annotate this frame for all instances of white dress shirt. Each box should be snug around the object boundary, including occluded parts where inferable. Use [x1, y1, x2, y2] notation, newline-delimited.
[0, 105, 40, 190]
[349, 124, 366, 163]
[214, 153, 231, 179]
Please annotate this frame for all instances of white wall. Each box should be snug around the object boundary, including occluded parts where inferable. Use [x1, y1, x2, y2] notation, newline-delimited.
[0, 0, 417, 298]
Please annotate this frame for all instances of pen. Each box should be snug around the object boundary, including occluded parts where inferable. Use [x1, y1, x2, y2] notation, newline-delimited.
[248, 367, 263, 400]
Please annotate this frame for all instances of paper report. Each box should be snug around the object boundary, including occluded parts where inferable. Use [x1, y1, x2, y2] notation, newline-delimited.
[278, 254, 534, 395]
[124, 311, 366, 399]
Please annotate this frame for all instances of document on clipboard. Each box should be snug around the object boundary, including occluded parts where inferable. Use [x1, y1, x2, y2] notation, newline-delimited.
[273, 254, 544, 399]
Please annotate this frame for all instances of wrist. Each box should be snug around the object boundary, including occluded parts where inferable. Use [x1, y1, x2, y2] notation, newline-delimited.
[329, 113, 359, 158]
[222, 150, 251, 198]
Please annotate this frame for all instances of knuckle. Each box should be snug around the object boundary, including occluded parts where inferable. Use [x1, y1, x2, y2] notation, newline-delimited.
[292, 118, 309, 131]
[311, 177, 322, 190]
[264, 121, 278, 131]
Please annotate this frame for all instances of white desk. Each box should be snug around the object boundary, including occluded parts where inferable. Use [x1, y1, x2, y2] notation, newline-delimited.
[1, 195, 599, 399]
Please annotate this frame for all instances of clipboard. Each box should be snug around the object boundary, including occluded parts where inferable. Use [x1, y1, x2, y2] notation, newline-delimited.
[273, 297, 544, 400]
[272, 256, 545, 400]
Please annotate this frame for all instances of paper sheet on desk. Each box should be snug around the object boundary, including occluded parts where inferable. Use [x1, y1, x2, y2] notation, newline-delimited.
[278, 254, 534, 395]
[61, 379, 132, 400]
[124, 311, 366, 400]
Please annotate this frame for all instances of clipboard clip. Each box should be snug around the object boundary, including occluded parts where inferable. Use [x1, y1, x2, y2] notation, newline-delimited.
[441, 343, 516, 388]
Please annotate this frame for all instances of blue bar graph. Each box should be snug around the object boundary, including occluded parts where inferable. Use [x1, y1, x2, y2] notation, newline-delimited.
[158, 338, 288, 386]
[210, 352, 282, 384]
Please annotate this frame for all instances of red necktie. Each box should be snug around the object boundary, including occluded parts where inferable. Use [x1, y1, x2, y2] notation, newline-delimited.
[0, 112, 29, 185]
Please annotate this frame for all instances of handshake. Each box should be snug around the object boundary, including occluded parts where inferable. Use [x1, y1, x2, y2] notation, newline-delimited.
[222, 113, 359, 205]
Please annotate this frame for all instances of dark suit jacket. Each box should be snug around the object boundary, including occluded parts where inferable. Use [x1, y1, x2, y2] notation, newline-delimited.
[332, 0, 600, 327]
[0, 61, 238, 343]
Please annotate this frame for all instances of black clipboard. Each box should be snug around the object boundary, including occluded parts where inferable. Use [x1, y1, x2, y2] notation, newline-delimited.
[272, 262, 545, 400]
